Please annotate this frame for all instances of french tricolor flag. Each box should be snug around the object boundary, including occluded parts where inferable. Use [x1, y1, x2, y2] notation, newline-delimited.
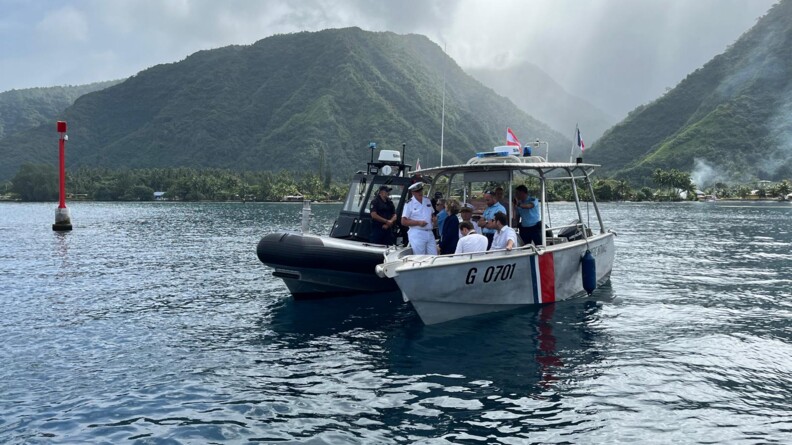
[576, 126, 585, 152]
[506, 128, 521, 147]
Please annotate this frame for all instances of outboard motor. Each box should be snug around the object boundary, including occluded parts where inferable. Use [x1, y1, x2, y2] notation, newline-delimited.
[558, 219, 585, 242]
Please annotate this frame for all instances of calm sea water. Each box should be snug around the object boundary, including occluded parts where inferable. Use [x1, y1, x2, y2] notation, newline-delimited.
[1, 201, 791, 444]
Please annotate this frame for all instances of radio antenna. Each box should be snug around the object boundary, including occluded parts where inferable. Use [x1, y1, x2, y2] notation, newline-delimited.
[440, 43, 447, 167]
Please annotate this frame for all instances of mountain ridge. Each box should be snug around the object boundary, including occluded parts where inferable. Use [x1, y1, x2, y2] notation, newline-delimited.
[468, 62, 616, 143]
[0, 28, 571, 181]
[587, 0, 791, 184]
[0, 80, 122, 140]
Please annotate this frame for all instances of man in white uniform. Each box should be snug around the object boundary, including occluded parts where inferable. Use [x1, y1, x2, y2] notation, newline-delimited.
[455, 221, 488, 254]
[490, 212, 518, 251]
[401, 182, 437, 255]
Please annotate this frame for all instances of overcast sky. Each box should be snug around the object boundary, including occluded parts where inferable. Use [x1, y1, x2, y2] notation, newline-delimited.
[0, 0, 778, 116]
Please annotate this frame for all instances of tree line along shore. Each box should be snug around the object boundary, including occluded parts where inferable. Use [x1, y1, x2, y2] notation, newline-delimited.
[2, 164, 790, 203]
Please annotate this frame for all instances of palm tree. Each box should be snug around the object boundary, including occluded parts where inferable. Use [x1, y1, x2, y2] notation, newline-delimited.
[775, 180, 791, 199]
[615, 180, 631, 201]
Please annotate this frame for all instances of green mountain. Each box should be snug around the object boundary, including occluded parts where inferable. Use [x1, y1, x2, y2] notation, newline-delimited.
[468, 62, 616, 143]
[0, 80, 122, 140]
[0, 28, 571, 181]
[588, 0, 792, 184]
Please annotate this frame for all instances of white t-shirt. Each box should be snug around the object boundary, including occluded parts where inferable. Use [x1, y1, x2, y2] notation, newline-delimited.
[455, 231, 489, 254]
[491, 226, 518, 250]
[401, 196, 434, 231]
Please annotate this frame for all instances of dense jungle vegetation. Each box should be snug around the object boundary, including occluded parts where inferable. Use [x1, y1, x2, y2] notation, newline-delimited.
[3, 164, 788, 203]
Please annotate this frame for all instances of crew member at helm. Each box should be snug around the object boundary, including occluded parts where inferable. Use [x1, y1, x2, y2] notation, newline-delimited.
[369, 185, 397, 245]
[401, 182, 437, 255]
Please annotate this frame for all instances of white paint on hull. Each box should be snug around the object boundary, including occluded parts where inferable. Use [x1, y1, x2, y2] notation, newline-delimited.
[382, 233, 615, 324]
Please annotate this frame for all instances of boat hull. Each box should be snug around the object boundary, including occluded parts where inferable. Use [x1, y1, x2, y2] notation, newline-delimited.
[378, 233, 615, 324]
[257, 232, 398, 298]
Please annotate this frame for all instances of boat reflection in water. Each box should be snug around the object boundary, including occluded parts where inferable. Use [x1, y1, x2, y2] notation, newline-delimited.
[384, 287, 614, 394]
[535, 302, 564, 388]
[266, 282, 614, 390]
[260, 283, 615, 438]
[265, 290, 412, 337]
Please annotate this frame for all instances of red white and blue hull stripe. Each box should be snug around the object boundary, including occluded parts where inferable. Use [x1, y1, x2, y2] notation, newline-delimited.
[529, 253, 556, 304]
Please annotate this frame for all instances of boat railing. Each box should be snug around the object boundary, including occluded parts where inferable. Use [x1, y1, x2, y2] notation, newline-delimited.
[398, 243, 544, 266]
[465, 155, 546, 165]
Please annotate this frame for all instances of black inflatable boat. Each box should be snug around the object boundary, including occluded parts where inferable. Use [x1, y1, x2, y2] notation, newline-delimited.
[257, 145, 416, 299]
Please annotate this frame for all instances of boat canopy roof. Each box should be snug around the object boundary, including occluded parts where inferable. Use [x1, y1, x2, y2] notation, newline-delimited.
[415, 155, 601, 180]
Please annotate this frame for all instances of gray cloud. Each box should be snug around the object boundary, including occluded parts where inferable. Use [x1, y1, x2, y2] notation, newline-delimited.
[0, 0, 777, 117]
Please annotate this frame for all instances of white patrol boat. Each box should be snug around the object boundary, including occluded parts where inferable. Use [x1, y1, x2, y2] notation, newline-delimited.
[376, 145, 616, 324]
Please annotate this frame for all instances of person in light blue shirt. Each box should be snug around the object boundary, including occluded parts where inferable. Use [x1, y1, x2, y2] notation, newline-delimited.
[513, 184, 542, 245]
[435, 199, 447, 238]
[477, 190, 506, 249]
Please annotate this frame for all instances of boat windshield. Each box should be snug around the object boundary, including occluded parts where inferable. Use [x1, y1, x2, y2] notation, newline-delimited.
[342, 180, 407, 214]
[342, 178, 369, 212]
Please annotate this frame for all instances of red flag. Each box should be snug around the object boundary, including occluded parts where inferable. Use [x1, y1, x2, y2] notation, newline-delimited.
[506, 128, 521, 147]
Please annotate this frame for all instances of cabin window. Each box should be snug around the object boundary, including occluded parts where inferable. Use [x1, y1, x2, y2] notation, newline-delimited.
[342, 178, 368, 212]
[341, 180, 406, 215]
[445, 174, 466, 203]
[361, 184, 406, 214]
[457, 180, 510, 218]
[385, 185, 406, 212]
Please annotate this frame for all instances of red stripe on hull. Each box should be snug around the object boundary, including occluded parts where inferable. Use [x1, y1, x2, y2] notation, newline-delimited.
[539, 253, 556, 303]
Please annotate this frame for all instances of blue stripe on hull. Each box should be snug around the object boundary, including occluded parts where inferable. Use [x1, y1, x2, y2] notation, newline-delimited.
[529, 255, 540, 305]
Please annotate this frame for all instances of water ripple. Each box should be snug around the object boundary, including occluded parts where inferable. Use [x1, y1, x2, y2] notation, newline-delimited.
[1, 201, 791, 443]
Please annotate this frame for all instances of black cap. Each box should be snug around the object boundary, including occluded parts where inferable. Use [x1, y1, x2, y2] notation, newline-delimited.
[378, 185, 392, 192]
[434, 191, 443, 199]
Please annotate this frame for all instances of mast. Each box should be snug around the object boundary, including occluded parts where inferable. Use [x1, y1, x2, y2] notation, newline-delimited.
[440, 43, 447, 167]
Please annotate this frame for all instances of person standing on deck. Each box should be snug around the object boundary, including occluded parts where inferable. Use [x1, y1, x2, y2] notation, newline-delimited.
[494, 187, 508, 210]
[513, 184, 542, 245]
[369, 185, 397, 245]
[439, 199, 460, 254]
[401, 182, 437, 255]
[477, 190, 506, 249]
[435, 198, 448, 239]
